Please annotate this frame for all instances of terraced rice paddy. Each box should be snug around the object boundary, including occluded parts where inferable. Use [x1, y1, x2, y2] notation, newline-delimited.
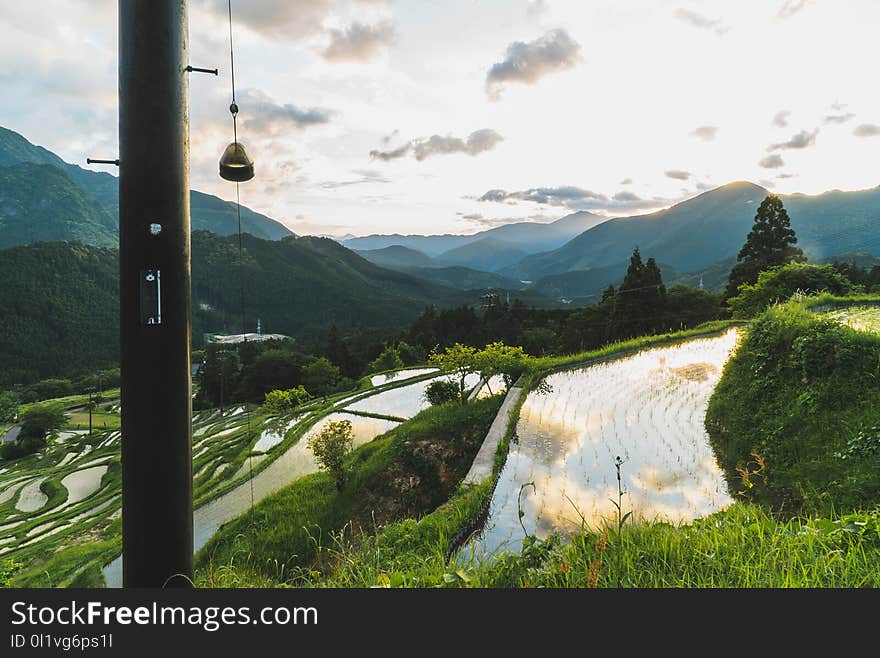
[470, 330, 740, 558]
[1, 365, 505, 584]
[345, 373, 482, 418]
[370, 368, 438, 387]
[824, 305, 880, 334]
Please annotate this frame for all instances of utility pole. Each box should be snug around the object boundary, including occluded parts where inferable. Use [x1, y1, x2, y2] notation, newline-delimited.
[119, 0, 193, 587]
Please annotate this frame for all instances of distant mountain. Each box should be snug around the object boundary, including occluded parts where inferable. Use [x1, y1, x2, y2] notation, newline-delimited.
[356, 245, 435, 269]
[192, 232, 475, 337]
[820, 252, 880, 269]
[2, 233, 559, 386]
[0, 126, 293, 246]
[341, 211, 606, 260]
[434, 237, 529, 272]
[0, 164, 117, 249]
[396, 266, 525, 291]
[505, 182, 880, 283]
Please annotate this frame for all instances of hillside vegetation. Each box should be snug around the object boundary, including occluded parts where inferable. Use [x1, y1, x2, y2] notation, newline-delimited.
[197, 396, 503, 583]
[707, 302, 880, 514]
[0, 126, 292, 245]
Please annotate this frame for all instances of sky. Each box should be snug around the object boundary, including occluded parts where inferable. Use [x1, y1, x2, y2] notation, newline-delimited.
[1, 0, 879, 237]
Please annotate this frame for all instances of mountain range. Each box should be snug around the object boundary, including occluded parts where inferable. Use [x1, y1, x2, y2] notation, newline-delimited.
[346, 210, 606, 271]
[0, 126, 292, 244]
[1, 234, 552, 387]
[3, 123, 880, 331]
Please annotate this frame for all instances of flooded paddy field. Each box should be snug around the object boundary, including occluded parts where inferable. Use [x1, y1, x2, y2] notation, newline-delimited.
[470, 330, 740, 558]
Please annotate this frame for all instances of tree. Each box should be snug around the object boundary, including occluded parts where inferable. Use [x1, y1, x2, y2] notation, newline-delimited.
[308, 419, 354, 491]
[428, 344, 479, 404]
[19, 403, 66, 440]
[424, 380, 460, 406]
[608, 247, 667, 340]
[728, 263, 853, 318]
[396, 341, 426, 366]
[30, 378, 74, 402]
[3, 403, 67, 460]
[475, 341, 529, 392]
[561, 304, 610, 354]
[302, 357, 341, 396]
[725, 194, 805, 300]
[0, 391, 19, 423]
[664, 285, 724, 329]
[325, 324, 357, 377]
[368, 346, 404, 373]
[197, 348, 243, 407]
[261, 386, 311, 414]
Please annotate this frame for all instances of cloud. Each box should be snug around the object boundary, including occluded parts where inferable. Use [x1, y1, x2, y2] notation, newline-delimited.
[772, 110, 790, 128]
[619, 178, 633, 185]
[824, 112, 855, 125]
[759, 154, 785, 169]
[527, 1, 549, 19]
[319, 169, 391, 189]
[196, 0, 334, 40]
[690, 125, 719, 141]
[485, 29, 581, 100]
[322, 21, 395, 62]
[777, 0, 811, 19]
[370, 129, 504, 161]
[768, 129, 818, 150]
[370, 143, 412, 161]
[236, 89, 334, 136]
[476, 186, 667, 213]
[777, 173, 797, 179]
[665, 170, 692, 181]
[478, 186, 604, 207]
[380, 129, 399, 146]
[853, 123, 880, 137]
[673, 8, 729, 36]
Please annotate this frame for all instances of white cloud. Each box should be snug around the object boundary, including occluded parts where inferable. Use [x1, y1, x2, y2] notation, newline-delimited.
[485, 29, 581, 100]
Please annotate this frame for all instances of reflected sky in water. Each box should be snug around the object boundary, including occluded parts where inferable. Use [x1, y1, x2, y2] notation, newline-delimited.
[471, 330, 739, 558]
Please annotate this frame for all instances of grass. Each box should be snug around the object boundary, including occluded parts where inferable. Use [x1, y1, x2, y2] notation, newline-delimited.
[800, 293, 880, 311]
[195, 396, 503, 584]
[531, 319, 740, 374]
[65, 411, 121, 431]
[469, 504, 880, 588]
[707, 302, 880, 514]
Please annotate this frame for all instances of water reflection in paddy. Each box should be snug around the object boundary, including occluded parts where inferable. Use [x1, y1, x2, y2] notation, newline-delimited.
[103, 412, 399, 587]
[471, 330, 739, 558]
[346, 373, 481, 418]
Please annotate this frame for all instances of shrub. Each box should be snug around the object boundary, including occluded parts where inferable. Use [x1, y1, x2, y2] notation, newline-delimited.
[728, 263, 853, 318]
[262, 386, 311, 414]
[308, 419, 354, 491]
[369, 346, 404, 373]
[424, 380, 459, 406]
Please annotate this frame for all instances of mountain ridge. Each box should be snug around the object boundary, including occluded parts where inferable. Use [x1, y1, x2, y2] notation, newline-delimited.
[0, 126, 294, 244]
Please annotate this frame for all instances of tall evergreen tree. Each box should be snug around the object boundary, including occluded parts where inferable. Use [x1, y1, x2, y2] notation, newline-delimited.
[608, 247, 667, 340]
[724, 194, 804, 300]
[325, 324, 356, 377]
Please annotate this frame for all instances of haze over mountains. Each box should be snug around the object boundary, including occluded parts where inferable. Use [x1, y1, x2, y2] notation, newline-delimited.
[346, 211, 606, 265]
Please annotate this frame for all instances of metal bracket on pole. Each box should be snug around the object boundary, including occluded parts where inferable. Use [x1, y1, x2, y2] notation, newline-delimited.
[185, 65, 218, 75]
[87, 158, 120, 166]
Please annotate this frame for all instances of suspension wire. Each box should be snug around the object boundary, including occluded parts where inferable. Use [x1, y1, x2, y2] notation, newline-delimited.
[226, 0, 255, 522]
[227, 0, 238, 144]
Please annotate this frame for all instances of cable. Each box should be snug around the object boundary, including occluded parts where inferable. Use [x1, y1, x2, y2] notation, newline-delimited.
[225, 0, 255, 524]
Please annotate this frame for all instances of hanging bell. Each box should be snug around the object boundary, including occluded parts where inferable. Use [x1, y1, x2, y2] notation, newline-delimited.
[219, 141, 255, 182]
